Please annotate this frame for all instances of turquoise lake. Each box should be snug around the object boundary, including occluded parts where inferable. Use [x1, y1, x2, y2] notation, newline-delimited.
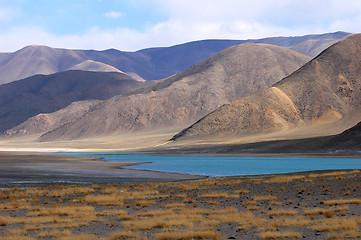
[57, 152, 361, 177]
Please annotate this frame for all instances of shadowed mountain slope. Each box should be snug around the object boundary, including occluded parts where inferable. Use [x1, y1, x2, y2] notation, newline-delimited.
[171, 34, 361, 143]
[0, 32, 349, 84]
[326, 121, 361, 151]
[38, 43, 310, 141]
[156, 121, 361, 155]
[0, 70, 144, 132]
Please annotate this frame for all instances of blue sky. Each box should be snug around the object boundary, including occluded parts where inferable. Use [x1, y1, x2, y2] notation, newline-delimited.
[1, 0, 361, 52]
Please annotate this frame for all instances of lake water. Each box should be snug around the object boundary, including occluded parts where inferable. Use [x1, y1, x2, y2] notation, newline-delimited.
[57, 152, 361, 177]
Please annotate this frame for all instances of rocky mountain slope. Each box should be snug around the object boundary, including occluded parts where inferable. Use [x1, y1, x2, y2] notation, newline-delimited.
[0, 32, 349, 84]
[171, 34, 361, 143]
[0, 70, 145, 132]
[37, 43, 311, 141]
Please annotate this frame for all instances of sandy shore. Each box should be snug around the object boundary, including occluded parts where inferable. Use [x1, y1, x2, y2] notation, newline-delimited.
[0, 153, 205, 187]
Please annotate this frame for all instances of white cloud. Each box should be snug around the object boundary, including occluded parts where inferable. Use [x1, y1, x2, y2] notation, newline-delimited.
[104, 11, 123, 19]
[1, 0, 361, 52]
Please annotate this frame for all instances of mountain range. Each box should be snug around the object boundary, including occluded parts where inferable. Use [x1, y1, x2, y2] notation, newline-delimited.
[171, 34, 361, 145]
[0, 70, 148, 132]
[13, 43, 310, 141]
[2, 31, 361, 154]
[0, 31, 350, 85]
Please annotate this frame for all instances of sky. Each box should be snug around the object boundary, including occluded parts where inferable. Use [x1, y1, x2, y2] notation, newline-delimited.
[0, 0, 361, 52]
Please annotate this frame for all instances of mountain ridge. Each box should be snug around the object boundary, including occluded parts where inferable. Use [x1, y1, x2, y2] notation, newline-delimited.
[0, 31, 350, 85]
[0, 70, 146, 133]
[170, 34, 361, 144]
[36, 43, 311, 141]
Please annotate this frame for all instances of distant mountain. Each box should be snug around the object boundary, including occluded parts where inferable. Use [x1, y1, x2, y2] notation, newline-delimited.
[37, 43, 310, 141]
[171, 34, 361, 144]
[67, 60, 125, 73]
[0, 32, 350, 84]
[252, 31, 351, 57]
[0, 70, 145, 132]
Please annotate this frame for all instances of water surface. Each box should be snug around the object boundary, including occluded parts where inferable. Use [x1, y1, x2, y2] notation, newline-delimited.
[57, 152, 361, 177]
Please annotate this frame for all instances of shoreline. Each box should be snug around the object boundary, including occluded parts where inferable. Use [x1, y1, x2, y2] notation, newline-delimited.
[0, 152, 206, 188]
[2, 145, 361, 159]
[147, 151, 361, 159]
[0, 151, 360, 188]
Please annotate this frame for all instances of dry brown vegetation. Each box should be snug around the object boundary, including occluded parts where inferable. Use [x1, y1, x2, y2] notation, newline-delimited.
[0, 169, 360, 239]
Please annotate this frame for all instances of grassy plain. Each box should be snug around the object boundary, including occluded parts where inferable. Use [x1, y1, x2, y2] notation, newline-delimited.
[0, 170, 360, 239]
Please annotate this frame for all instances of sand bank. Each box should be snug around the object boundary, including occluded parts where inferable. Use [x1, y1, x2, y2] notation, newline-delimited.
[0, 153, 205, 187]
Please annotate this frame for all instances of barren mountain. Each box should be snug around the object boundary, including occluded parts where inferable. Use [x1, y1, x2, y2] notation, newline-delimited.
[171, 34, 361, 144]
[0, 70, 144, 132]
[38, 43, 310, 141]
[0, 45, 85, 85]
[326, 121, 361, 151]
[157, 121, 361, 155]
[4, 100, 102, 137]
[67, 60, 124, 73]
[257, 31, 350, 57]
[0, 32, 349, 84]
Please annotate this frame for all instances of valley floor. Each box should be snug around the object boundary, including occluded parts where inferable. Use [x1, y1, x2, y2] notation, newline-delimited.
[0, 153, 360, 239]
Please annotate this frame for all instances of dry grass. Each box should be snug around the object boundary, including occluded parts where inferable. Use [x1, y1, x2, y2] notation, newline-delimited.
[84, 194, 124, 206]
[0, 169, 359, 239]
[253, 195, 277, 201]
[320, 199, 361, 205]
[165, 203, 186, 209]
[242, 200, 257, 206]
[6, 228, 27, 237]
[234, 189, 249, 194]
[205, 200, 219, 205]
[0, 236, 36, 240]
[304, 207, 334, 217]
[259, 231, 301, 240]
[309, 170, 360, 178]
[264, 216, 311, 231]
[95, 209, 128, 216]
[108, 230, 143, 240]
[327, 231, 361, 240]
[0, 216, 9, 226]
[155, 231, 222, 240]
[247, 206, 260, 211]
[198, 192, 239, 198]
[133, 200, 156, 208]
[37, 229, 71, 238]
[122, 216, 193, 231]
[27, 206, 95, 217]
[309, 218, 359, 232]
[265, 175, 305, 183]
[267, 209, 298, 216]
[270, 201, 282, 206]
[61, 233, 104, 240]
[332, 206, 349, 212]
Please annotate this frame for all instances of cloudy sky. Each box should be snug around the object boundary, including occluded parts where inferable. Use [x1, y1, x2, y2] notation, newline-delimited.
[0, 0, 361, 52]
